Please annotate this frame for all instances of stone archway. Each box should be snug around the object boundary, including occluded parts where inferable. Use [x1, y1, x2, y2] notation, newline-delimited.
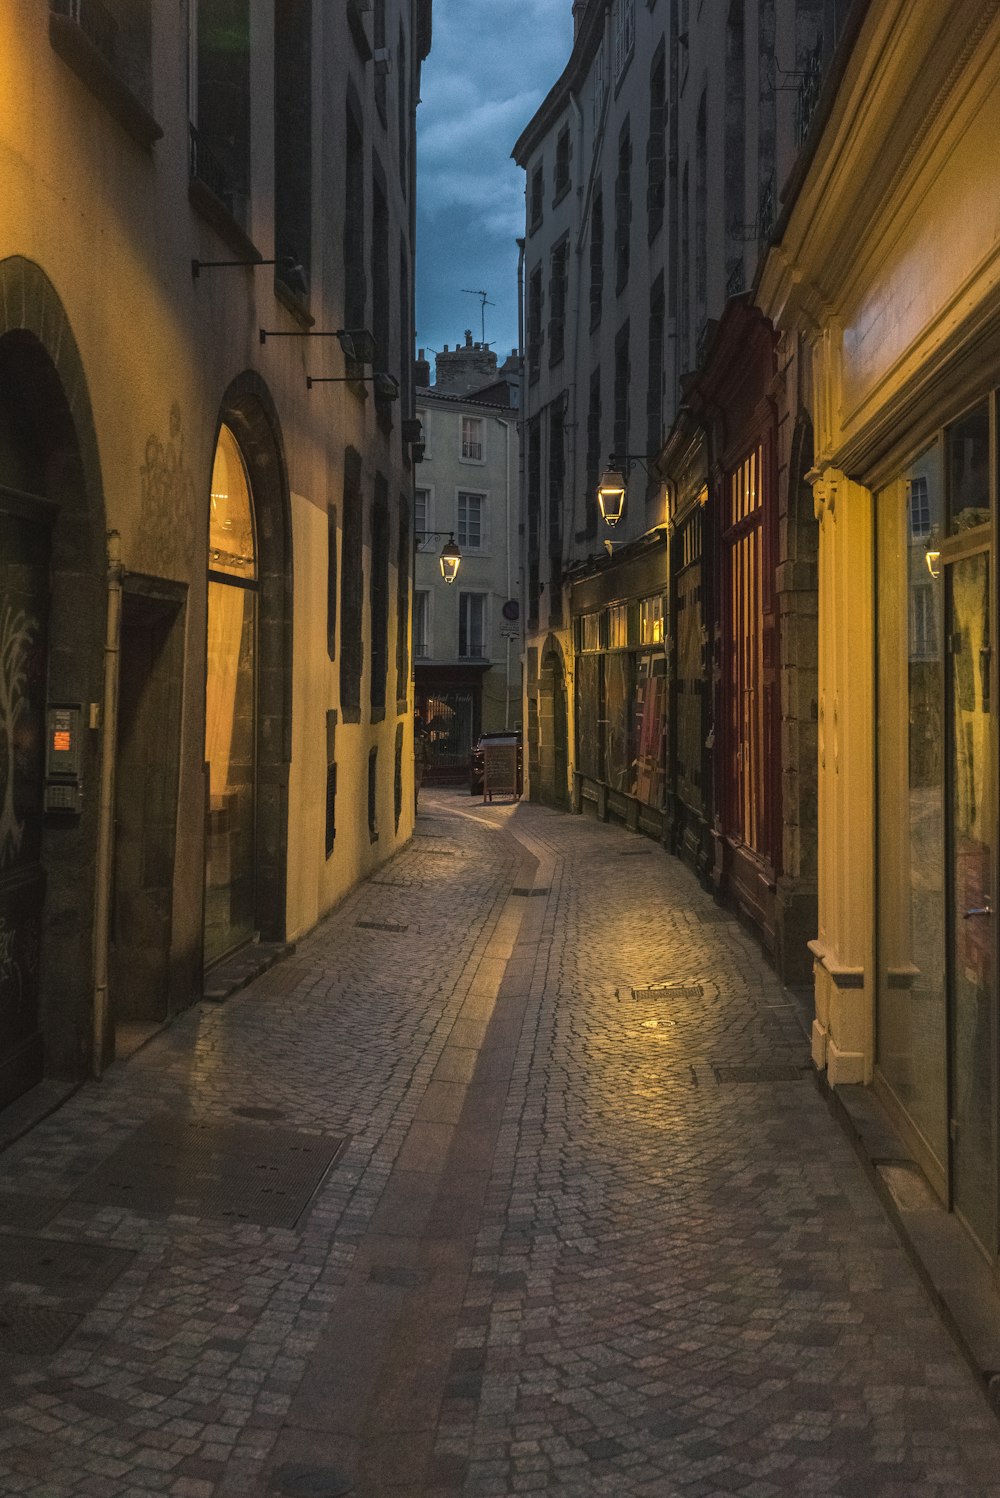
[206, 373, 292, 958]
[537, 634, 569, 810]
[0, 257, 107, 1098]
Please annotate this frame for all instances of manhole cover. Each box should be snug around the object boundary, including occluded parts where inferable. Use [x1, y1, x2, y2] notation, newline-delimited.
[70, 1119, 347, 1229]
[0, 1236, 133, 1302]
[270, 1463, 354, 1497]
[355, 920, 409, 933]
[711, 1063, 808, 1083]
[630, 983, 704, 1001]
[0, 1304, 81, 1356]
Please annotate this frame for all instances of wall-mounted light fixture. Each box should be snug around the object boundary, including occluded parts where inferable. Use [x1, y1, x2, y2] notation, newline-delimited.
[925, 548, 941, 579]
[260, 327, 378, 364]
[416, 531, 463, 584]
[596, 453, 657, 528]
[306, 371, 399, 401]
[192, 253, 307, 286]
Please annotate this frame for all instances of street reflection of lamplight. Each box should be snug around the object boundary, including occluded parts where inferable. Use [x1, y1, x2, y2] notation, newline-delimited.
[597, 467, 627, 527]
[439, 536, 462, 584]
[925, 548, 941, 578]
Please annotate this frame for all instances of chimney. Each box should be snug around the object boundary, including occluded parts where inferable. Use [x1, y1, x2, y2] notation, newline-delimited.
[414, 348, 431, 387]
[464, 329, 473, 347]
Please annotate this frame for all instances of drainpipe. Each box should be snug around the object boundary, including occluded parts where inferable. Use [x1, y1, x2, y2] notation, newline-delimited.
[496, 416, 512, 728]
[92, 529, 123, 1078]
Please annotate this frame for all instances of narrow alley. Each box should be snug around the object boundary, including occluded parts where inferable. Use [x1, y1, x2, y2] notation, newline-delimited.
[1, 793, 998, 1498]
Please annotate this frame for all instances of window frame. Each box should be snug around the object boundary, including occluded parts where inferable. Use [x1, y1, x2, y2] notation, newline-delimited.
[458, 590, 489, 660]
[460, 414, 486, 465]
[456, 488, 488, 553]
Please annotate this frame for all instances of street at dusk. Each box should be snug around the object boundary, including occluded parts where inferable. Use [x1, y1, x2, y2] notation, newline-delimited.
[1, 793, 998, 1496]
[4, 1, 1000, 1494]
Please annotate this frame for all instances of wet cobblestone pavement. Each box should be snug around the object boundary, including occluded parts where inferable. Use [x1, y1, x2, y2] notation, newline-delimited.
[2, 792, 1000, 1496]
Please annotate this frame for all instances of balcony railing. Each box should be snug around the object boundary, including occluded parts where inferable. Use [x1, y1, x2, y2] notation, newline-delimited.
[795, 41, 823, 145]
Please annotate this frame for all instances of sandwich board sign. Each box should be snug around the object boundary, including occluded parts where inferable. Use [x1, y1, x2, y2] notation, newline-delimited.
[483, 735, 519, 801]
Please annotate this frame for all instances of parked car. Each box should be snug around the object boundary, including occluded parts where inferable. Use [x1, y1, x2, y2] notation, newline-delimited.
[469, 731, 523, 796]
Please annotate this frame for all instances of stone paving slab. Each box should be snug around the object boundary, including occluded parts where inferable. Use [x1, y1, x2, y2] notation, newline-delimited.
[1, 793, 1000, 1496]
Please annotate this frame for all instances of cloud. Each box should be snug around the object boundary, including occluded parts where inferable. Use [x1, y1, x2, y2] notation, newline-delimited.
[415, 0, 573, 361]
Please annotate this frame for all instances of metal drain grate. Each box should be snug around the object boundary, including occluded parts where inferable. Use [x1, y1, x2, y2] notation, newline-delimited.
[619, 848, 653, 857]
[712, 1063, 809, 1084]
[0, 1235, 134, 1302]
[70, 1118, 347, 1229]
[355, 920, 409, 933]
[0, 1303, 81, 1356]
[511, 887, 551, 897]
[630, 983, 704, 1001]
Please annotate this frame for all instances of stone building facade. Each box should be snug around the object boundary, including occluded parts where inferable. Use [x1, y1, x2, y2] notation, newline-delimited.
[414, 338, 521, 778]
[0, 0, 431, 1105]
[512, 0, 838, 978]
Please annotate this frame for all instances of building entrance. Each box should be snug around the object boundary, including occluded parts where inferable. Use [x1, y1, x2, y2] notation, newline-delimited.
[0, 499, 48, 1107]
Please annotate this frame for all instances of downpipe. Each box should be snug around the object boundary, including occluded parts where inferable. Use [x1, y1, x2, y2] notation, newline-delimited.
[92, 529, 123, 1078]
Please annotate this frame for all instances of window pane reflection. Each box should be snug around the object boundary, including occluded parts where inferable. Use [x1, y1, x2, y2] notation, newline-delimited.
[204, 424, 257, 967]
[876, 443, 947, 1171]
[948, 402, 990, 534]
[205, 580, 256, 965]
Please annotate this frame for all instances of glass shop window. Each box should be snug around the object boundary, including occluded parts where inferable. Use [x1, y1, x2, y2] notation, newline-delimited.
[578, 612, 601, 652]
[947, 402, 990, 533]
[875, 440, 947, 1170]
[607, 602, 629, 650]
[639, 594, 665, 645]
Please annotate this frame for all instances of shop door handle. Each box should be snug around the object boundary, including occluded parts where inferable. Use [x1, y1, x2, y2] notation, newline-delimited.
[963, 903, 993, 918]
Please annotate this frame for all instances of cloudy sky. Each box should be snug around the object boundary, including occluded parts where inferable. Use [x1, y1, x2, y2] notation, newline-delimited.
[415, 0, 573, 371]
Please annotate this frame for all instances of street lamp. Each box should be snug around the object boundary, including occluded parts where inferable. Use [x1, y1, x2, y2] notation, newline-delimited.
[596, 466, 627, 527]
[596, 452, 657, 529]
[416, 530, 463, 584]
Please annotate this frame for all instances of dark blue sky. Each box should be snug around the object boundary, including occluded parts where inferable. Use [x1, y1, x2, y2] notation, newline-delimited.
[415, 0, 573, 371]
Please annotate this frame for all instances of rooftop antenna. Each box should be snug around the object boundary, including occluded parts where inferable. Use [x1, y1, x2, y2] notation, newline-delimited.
[461, 288, 495, 344]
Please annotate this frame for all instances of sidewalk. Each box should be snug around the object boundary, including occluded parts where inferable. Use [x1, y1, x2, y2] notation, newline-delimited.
[1, 792, 999, 1496]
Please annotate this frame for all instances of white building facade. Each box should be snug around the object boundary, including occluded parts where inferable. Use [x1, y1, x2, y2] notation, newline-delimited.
[414, 340, 521, 778]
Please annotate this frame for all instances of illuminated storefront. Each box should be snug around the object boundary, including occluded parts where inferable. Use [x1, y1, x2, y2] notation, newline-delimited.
[570, 531, 668, 837]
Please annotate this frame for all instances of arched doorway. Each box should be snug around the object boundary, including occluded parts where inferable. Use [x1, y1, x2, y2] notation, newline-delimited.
[205, 425, 259, 964]
[0, 258, 106, 1100]
[538, 636, 569, 809]
[203, 380, 291, 967]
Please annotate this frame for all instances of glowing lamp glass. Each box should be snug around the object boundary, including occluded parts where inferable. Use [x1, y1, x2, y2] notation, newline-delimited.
[597, 468, 626, 527]
[439, 537, 462, 584]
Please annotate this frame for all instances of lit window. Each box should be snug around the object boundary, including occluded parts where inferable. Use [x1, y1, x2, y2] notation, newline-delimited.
[461, 416, 484, 462]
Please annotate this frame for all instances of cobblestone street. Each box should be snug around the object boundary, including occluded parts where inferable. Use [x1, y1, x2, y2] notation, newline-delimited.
[2, 792, 1000, 1497]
